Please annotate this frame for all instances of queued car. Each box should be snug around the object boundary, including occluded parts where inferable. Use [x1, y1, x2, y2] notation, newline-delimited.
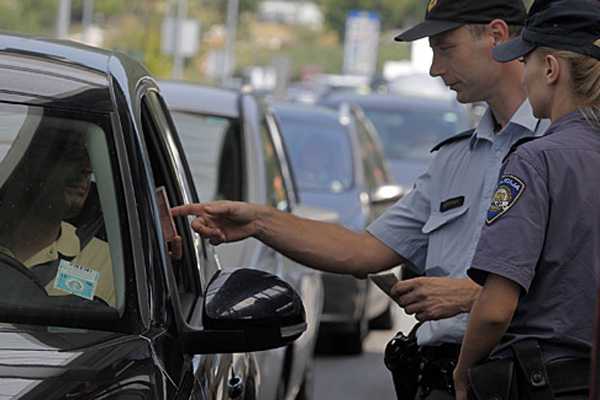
[159, 81, 329, 400]
[319, 92, 473, 191]
[0, 31, 307, 398]
[272, 101, 404, 354]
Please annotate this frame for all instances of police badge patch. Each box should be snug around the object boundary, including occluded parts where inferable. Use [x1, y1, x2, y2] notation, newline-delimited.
[485, 174, 525, 225]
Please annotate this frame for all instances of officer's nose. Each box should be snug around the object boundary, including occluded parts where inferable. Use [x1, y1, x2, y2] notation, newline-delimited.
[429, 52, 444, 78]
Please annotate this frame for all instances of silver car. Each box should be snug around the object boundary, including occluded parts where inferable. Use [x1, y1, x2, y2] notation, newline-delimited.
[318, 92, 473, 191]
[160, 81, 328, 400]
[272, 101, 404, 354]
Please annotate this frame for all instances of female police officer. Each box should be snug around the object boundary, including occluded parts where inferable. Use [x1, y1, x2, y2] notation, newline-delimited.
[453, 0, 600, 398]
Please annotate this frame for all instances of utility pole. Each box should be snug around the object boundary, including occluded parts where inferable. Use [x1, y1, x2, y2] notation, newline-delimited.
[172, 0, 188, 80]
[56, 0, 71, 39]
[82, 0, 94, 44]
[221, 0, 239, 86]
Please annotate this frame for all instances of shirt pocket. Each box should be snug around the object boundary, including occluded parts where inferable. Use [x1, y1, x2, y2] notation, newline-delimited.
[422, 204, 470, 234]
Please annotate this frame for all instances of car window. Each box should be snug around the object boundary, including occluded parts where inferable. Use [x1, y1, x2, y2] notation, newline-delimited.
[259, 116, 289, 211]
[139, 91, 212, 316]
[363, 108, 463, 161]
[351, 108, 394, 192]
[0, 102, 124, 325]
[169, 111, 242, 203]
[277, 117, 354, 193]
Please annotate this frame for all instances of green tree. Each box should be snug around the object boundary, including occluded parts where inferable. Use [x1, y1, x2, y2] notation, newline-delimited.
[0, 0, 57, 36]
[201, 0, 262, 22]
[318, 0, 429, 40]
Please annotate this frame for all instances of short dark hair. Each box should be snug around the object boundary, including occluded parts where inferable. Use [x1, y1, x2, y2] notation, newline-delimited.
[466, 24, 523, 41]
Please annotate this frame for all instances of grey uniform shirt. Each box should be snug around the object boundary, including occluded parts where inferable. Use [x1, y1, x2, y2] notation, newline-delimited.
[367, 99, 549, 346]
[469, 109, 600, 363]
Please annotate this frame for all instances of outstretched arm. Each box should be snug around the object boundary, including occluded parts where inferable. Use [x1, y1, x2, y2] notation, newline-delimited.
[172, 200, 405, 278]
[453, 274, 520, 400]
[391, 277, 481, 321]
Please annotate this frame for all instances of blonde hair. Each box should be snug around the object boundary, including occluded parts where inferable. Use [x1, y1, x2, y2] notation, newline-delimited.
[537, 41, 600, 124]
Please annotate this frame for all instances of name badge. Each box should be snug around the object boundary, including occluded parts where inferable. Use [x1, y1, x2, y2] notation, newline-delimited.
[54, 260, 99, 300]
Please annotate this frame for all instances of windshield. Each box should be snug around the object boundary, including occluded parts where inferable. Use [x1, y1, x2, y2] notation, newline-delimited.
[364, 109, 463, 161]
[0, 103, 123, 327]
[278, 118, 354, 193]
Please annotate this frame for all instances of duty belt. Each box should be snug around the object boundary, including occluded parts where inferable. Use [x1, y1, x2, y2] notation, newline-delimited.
[417, 343, 461, 394]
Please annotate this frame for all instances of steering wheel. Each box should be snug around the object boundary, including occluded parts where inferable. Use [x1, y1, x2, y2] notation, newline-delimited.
[0, 252, 48, 299]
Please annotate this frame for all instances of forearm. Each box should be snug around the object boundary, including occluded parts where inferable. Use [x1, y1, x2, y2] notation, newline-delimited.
[454, 274, 520, 383]
[253, 205, 404, 277]
[173, 200, 405, 278]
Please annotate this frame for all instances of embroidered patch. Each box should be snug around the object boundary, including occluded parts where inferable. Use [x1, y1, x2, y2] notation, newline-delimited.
[485, 174, 525, 225]
[54, 260, 99, 300]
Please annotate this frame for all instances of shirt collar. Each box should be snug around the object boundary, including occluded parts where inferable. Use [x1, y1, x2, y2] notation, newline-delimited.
[470, 99, 541, 149]
[25, 222, 80, 267]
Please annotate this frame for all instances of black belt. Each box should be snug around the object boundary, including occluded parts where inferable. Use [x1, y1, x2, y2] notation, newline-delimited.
[547, 358, 590, 395]
[419, 343, 462, 360]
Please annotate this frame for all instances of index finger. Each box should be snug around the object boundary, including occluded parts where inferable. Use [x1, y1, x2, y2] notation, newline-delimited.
[171, 203, 205, 217]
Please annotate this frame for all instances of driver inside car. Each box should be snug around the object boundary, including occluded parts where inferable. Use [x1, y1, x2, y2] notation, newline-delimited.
[0, 127, 116, 307]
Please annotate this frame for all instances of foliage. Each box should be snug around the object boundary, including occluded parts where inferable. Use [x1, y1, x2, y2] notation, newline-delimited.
[317, 0, 429, 40]
[8, 0, 530, 84]
[201, 0, 261, 22]
[0, 0, 57, 36]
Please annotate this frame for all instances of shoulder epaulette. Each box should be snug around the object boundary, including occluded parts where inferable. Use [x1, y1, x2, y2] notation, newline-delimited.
[503, 136, 542, 162]
[430, 128, 475, 153]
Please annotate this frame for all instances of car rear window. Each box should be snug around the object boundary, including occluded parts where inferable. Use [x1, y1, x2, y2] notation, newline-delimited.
[364, 109, 463, 161]
[278, 118, 354, 193]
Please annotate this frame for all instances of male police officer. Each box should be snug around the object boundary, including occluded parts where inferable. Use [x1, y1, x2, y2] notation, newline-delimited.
[173, 0, 549, 398]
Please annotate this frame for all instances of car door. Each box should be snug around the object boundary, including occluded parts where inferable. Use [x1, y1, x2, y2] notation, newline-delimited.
[239, 91, 325, 399]
[135, 86, 257, 400]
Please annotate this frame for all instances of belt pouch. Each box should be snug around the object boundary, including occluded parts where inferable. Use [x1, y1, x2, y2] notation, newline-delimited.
[467, 358, 518, 400]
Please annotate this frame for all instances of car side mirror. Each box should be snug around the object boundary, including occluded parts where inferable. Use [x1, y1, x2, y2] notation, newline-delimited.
[179, 268, 306, 354]
[371, 184, 404, 205]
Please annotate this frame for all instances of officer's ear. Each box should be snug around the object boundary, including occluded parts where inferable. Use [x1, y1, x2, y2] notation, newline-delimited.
[544, 54, 561, 85]
[488, 19, 510, 46]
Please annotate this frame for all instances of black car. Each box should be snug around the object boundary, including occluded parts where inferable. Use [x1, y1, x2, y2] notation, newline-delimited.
[159, 80, 329, 400]
[0, 31, 306, 399]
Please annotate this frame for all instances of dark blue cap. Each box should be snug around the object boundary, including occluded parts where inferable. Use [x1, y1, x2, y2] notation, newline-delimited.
[493, 0, 600, 62]
[395, 0, 526, 42]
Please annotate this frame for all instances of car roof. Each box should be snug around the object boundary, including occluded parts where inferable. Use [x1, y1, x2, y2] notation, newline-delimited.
[0, 30, 149, 113]
[158, 80, 240, 119]
[271, 101, 343, 126]
[319, 92, 465, 113]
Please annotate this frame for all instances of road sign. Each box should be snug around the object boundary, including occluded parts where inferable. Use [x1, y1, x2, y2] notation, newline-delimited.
[342, 10, 381, 77]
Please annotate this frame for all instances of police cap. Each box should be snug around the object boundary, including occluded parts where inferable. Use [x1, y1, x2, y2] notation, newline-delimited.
[493, 0, 600, 63]
[394, 0, 527, 42]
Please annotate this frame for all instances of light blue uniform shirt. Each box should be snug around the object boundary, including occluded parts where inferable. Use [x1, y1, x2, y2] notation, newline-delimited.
[367, 99, 550, 346]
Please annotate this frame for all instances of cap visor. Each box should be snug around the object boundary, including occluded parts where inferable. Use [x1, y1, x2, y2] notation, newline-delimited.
[395, 20, 463, 42]
[493, 37, 537, 62]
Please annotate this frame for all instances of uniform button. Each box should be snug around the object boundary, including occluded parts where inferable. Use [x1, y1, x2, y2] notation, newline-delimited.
[495, 151, 502, 157]
[417, 375, 422, 382]
[420, 362, 425, 370]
